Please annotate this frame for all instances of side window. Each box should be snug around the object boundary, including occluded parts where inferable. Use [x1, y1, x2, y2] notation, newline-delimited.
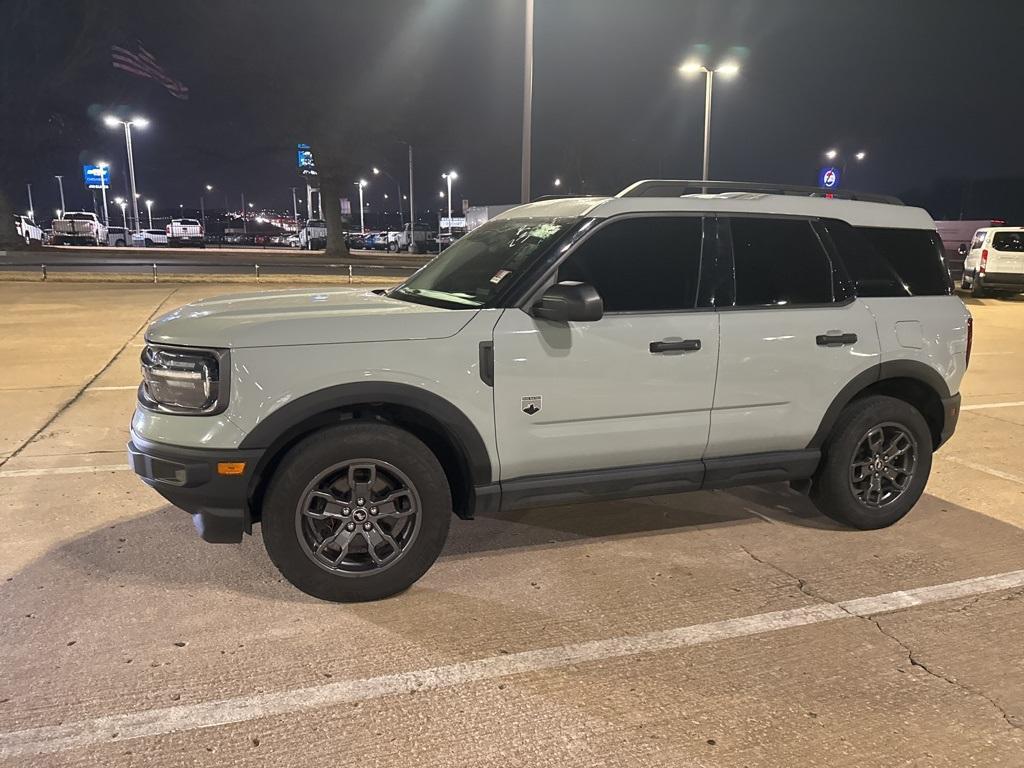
[728, 218, 835, 306]
[820, 219, 909, 297]
[557, 216, 704, 312]
[971, 231, 987, 250]
[856, 227, 952, 296]
[992, 231, 1024, 252]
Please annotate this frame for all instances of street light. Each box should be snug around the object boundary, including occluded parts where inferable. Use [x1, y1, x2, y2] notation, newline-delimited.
[372, 166, 405, 227]
[145, 199, 154, 228]
[356, 179, 368, 233]
[442, 171, 458, 234]
[823, 148, 868, 182]
[54, 176, 65, 218]
[201, 184, 213, 230]
[103, 115, 148, 233]
[114, 197, 128, 230]
[678, 59, 741, 181]
[96, 162, 110, 225]
[553, 177, 562, 189]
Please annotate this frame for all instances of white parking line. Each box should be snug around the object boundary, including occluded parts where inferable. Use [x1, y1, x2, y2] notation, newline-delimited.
[0, 464, 129, 479]
[942, 455, 1024, 486]
[2, 568, 1022, 759]
[743, 506, 777, 524]
[961, 400, 1024, 412]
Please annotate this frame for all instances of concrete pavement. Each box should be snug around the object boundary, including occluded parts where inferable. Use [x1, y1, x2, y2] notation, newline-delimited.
[1, 283, 1023, 766]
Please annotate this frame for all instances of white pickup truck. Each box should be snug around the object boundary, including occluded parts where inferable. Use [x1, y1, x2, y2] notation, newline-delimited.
[298, 219, 327, 250]
[14, 215, 43, 246]
[52, 212, 106, 246]
[166, 219, 205, 247]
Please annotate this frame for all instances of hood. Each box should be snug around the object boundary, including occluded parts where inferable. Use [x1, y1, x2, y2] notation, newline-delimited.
[145, 287, 475, 349]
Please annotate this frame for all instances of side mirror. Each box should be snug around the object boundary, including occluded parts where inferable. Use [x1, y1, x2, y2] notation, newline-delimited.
[532, 281, 604, 323]
[957, 243, 969, 256]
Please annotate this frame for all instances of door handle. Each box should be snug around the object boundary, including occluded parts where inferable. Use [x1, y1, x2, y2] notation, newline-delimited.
[650, 339, 701, 353]
[816, 332, 858, 347]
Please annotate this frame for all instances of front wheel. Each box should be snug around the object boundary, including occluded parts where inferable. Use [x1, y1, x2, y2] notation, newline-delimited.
[811, 395, 932, 529]
[262, 422, 452, 602]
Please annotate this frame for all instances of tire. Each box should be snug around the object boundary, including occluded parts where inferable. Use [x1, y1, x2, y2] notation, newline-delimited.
[810, 395, 932, 530]
[388, 240, 398, 252]
[971, 277, 986, 298]
[262, 422, 452, 602]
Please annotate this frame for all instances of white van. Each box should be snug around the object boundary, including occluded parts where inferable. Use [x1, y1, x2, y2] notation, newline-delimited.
[961, 227, 1024, 297]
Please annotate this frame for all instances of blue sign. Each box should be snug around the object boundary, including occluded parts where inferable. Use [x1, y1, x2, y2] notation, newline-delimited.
[818, 166, 841, 189]
[297, 143, 317, 176]
[83, 165, 110, 189]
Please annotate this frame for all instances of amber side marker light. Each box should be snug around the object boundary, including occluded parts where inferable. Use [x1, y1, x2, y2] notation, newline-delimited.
[217, 462, 247, 476]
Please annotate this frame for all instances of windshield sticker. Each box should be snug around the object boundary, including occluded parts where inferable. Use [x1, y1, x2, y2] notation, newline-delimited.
[490, 269, 512, 284]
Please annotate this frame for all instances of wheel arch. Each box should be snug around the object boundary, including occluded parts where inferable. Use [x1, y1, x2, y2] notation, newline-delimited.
[240, 382, 493, 523]
[808, 361, 951, 452]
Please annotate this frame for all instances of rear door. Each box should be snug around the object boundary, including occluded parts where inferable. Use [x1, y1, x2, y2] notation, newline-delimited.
[492, 215, 720, 480]
[706, 216, 880, 458]
[991, 230, 1024, 275]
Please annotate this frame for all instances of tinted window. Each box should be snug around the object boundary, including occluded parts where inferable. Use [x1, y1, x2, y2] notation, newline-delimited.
[557, 217, 703, 312]
[993, 232, 1024, 252]
[821, 220, 908, 297]
[857, 227, 951, 295]
[729, 218, 834, 306]
[971, 230, 987, 250]
[64, 213, 94, 221]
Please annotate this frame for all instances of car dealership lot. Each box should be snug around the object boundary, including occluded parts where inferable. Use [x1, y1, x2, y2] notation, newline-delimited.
[1, 282, 1023, 767]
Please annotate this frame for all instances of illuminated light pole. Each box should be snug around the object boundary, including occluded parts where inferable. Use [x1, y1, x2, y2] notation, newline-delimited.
[115, 197, 128, 230]
[96, 162, 110, 225]
[442, 171, 458, 234]
[103, 115, 148, 233]
[372, 167, 404, 227]
[201, 184, 212, 230]
[145, 199, 154, 229]
[678, 60, 740, 181]
[521, 0, 534, 203]
[26, 183, 34, 221]
[356, 179, 368, 233]
[54, 176, 66, 218]
[823, 148, 867, 184]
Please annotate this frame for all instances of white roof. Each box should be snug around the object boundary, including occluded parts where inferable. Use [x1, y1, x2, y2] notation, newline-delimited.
[496, 192, 935, 230]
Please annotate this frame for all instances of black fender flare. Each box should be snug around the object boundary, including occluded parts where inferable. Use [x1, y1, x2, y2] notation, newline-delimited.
[238, 381, 493, 487]
[807, 360, 952, 450]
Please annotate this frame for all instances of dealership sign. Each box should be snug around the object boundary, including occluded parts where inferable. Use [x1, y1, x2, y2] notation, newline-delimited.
[817, 166, 841, 189]
[297, 143, 317, 176]
[82, 164, 110, 189]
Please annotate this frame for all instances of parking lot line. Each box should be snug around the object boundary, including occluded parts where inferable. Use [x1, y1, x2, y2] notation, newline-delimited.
[2, 567, 1022, 760]
[0, 464, 129, 479]
[961, 400, 1024, 411]
[942, 455, 1024, 486]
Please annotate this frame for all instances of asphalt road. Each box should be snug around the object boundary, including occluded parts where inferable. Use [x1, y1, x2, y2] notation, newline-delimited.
[0, 245, 430, 277]
[1, 282, 1023, 766]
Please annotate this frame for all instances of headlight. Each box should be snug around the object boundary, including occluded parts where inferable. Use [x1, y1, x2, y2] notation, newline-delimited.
[139, 345, 229, 415]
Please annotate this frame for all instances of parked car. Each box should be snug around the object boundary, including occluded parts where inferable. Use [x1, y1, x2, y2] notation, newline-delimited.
[344, 231, 367, 249]
[13, 214, 42, 246]
[129, 179, 970, 602]
[166, 218, 205, 247]
[52, 212, 106, 246]
[960, 226, 1024, 297]
[107, 227, 129, 247]
[285, 234, 300, 248]
[132, 229, 169, 247]
[298, 219, 327, 250]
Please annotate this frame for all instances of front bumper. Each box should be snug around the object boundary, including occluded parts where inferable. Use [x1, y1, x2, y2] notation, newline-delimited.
[128, 434, 263, 543]
[938, 393, 961, 448]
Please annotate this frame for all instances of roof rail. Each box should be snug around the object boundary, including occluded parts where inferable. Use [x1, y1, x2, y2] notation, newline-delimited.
[616, 180, 903, 205]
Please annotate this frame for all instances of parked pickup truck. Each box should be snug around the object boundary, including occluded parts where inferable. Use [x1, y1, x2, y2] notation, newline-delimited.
[14, 214, 42, 246]
[166, 219, 205, 247]
[52, 212, 106, 246]
[298, 219, 327, 250]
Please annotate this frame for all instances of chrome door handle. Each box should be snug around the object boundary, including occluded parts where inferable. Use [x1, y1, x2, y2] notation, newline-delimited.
[650, 339, 701, 353]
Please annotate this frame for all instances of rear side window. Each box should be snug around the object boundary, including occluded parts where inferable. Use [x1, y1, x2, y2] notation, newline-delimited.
[557, 216, 704, 312]
[857, 227, 952, 295]
[993, 232, 1024, 252]
[728, 218, 836, 306]
[971, 230, 987, 250]
[820, 220, 909, 297]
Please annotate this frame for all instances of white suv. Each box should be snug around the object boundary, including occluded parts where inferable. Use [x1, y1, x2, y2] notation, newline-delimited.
[129, 181, 971, 602]
[961, 226, 1024, 297]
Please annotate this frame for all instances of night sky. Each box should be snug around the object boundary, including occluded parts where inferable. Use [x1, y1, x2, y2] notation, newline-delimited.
[3, 0, 1024, 221]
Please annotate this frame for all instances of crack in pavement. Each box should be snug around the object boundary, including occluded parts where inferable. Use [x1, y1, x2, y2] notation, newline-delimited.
[736, 544, 1022, 734]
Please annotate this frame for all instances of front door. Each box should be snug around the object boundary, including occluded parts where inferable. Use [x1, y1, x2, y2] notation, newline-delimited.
[492, 215, 720, 480]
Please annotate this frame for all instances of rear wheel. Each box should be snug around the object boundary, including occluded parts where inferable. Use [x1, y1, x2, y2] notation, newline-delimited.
[811, 395, 932, 529]
[971, 277, 987, 298]
[262, 422, 452, 602]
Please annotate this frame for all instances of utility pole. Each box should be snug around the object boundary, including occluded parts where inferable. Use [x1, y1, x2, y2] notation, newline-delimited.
[241, 192, 247, 233]
[520, 0, 534, 204]
[26, 183, 34, 219]
[54, 176, 66, 218]
[290, 187, 299, 228]
[408, 143, 415, 229]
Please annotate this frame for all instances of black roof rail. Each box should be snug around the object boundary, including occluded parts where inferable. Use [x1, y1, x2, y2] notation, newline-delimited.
[616, 180, 903, 205]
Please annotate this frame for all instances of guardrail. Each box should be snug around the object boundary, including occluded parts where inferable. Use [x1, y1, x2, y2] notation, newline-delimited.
[3, 260, 421, 284]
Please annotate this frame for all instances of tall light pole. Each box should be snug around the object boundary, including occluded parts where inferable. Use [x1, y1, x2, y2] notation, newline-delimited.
[115, 198, 128, 230]
[26, 183, 34, 221]
[372, 167, 404, 227]
[201, 184, 212, 230]
[356, 180, 368, 233]
[678, 60, 740, 181]
[96, 162, 110, 225]
[54, 176, 66, 218]
[824, 148, 867, 185]
[290, 187, 299, 229]
[442, 171, 458, 234]
[521, 0, 535, 203]
[406, 143, 415, 229]
[145, 199, 154, 229]
[103, 115, 148, 233]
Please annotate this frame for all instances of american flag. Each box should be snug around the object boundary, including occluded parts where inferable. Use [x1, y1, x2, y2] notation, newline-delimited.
[111, 42, 189, 101]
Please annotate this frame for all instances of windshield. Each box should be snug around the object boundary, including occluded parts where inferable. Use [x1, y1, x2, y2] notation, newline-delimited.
[392, 217, 575, 309]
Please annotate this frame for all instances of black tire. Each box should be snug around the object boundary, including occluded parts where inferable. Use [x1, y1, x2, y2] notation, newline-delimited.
[262, 422, 452, 602]
[810, 395, 932, 530]
[971, 278, 986, 298]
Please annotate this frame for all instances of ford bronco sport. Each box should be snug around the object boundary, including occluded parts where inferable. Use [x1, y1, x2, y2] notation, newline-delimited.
[129, 180, 970, 602]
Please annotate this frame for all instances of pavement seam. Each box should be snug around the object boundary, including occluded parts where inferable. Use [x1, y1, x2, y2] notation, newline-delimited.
[736, 544, 1023, 734]
[0, 287, 181, 471]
